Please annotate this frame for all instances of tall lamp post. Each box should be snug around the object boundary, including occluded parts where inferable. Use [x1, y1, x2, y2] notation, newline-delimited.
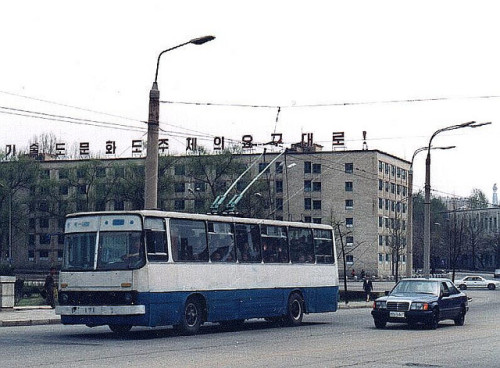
[423, 121, 491, 278]
[406, 145, 455, 277]
[144, 36, 215, 210]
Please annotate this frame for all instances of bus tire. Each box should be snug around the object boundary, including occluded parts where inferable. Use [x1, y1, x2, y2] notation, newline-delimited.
[178, 297, 203, 335]
[108, 324, 132, 334]
[284, 292, 304, 327]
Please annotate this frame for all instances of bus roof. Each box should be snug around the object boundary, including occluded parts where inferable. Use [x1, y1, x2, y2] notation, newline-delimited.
[66, 210, 334, 231]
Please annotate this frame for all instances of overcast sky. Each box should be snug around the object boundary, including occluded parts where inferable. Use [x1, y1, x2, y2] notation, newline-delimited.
[1, 1, 499, 201]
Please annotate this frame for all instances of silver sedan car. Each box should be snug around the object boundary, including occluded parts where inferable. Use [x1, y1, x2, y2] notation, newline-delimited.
[454, 276, 500, 290]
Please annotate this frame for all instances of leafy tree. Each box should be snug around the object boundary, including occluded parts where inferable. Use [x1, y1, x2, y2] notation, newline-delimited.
[468, 188, 489, 209]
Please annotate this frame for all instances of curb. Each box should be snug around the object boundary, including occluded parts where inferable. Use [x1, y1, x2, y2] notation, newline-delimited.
[0, 318, 60, 327]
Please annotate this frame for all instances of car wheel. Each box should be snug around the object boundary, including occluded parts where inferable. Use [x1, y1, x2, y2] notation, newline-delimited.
[427, 309, 439, 330]
[374, 319, 386, 329]
[459, 284, 467, 290]
[454, 307, 466, 326]
[284, 292, 304, 327]
[177, 297, 203, 335]
[487, 284, 496, 290]
[108, 324, 132, 334]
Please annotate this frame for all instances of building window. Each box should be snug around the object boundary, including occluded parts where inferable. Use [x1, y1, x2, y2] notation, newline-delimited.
[59, 169, 69, 179]
[312, 218, 322, 224]
[378, 216, 383, 227]
[304, 198, 311, 210]
[379, 198, 383, 210]
[385, 181, 389, 192]
[391, 183, 396, 194]
[345, 199, 353, 209]
[194, 199, 205, 212]
[258, 162, 270, 173]
[174, 182, 185, 193]
[385, 163, 389, 175]
[304, 161, 312, 174]
[379, 236, 383, 246]
[194, 181, 206, 192]
[304, 180, 312, 192]
[276, 198, 283, 211]
[346, 254, 354, 264]
[345, 163, 353, 174]
[39, 218, 49, 229]
[346, 236, 353, 245]
[397, 167, 401, 178]
[313, 200, 322, 210]
[345, 181, 353, 192]
[275, 162, 283, 174]
[28, 250, 35, 262]
[379, 179, 383, 191]
[385, 199, 389, 210]
[402, 169, 407, 180]
[39, 234, 51, 245]
[379, 161, 383, 172]
[397, 184, 401, 195]
[174, 199, 185, 211]
[174, 165, 185, 175]
[59, 184, 69, 195]
[386, 254, 390, 262]
[78, 184, 87, 195]
[39, 250, 49, 260]
[57, 250, 63, 261]
[379, 253, 383, 262]
[312, 163, 322, 174]
[304, 216, 311, 223]
[114, 200, 124, 211]
[346, 217, 353, 228]
[276, 180, 283, 193]
[391, 165, 395, 177]
[312, 182, 322, 192]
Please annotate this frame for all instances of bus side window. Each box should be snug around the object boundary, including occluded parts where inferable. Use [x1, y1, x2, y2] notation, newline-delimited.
[208, 222, 235, 263]
[313, 229, 334, 264]
[170, 219, 208, 262]
[235, 224, 261, 263]
[145, 218, 168, 262]
[289, 227, 314, 263]
[261, 225, 289, 263]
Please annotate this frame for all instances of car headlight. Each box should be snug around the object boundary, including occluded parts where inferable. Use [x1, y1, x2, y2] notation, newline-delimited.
[410, 302, 429, 311]
[374, 301, 387, 309]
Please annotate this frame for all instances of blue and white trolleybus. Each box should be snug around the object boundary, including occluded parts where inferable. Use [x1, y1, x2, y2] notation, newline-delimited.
[55, 210, 339, 334]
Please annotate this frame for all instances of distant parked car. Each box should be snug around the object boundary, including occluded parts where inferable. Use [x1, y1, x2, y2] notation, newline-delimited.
[371, 278, 468, 329]
[494, 269, 500, 278]
[454, 276, 500, 290]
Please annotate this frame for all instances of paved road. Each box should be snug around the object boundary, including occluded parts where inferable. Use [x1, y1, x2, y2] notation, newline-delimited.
[0, 289, 498, 368]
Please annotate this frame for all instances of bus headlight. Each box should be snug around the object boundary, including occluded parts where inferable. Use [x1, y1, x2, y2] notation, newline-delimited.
[410, 302, 429, 311]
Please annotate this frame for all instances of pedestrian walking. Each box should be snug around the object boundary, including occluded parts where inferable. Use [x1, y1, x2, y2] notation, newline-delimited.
[44, 267, 57, 308]
[363, 276, 373, 302]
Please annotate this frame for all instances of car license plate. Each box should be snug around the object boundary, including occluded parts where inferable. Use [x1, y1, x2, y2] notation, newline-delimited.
[390, 311, 405, 318]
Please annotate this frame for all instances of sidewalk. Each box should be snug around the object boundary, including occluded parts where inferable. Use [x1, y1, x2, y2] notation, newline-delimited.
[0, 306, 61, 327]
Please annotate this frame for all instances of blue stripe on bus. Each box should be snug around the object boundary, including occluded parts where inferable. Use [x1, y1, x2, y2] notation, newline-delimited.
[60, 286, 338, 327]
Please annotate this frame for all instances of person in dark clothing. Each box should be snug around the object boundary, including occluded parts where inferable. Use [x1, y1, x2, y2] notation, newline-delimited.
[44, 267, 57, 308]
[363, 276, 373, 302]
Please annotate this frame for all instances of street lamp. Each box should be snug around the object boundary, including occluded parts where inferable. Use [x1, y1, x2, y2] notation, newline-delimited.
[423, 121, 491, 278]
[144, 36, 215, 210]
[406, 145, 455, 277]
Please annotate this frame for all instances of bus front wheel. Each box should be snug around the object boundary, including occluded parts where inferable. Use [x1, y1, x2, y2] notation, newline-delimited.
[177, 297, 203, 335]
[284, 292, 304, 326]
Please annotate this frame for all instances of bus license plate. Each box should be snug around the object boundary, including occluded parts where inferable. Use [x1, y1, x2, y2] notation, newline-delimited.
[390, 311, 405, 318]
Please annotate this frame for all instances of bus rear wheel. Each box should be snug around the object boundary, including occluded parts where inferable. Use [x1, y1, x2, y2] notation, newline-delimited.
[108, 324, 132, 334]
[284, 292, 304, 326]
[177, 297, 203, 335]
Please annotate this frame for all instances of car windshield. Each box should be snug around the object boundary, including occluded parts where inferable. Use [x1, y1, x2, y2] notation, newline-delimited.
[63, 232, 97, 271]
[391, 280, 439, 295]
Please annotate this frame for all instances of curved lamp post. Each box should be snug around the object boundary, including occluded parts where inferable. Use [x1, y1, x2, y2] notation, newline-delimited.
[145, 36, 215, 210]
[423, 121, 491, 277]
[406, 145, 455, 277]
